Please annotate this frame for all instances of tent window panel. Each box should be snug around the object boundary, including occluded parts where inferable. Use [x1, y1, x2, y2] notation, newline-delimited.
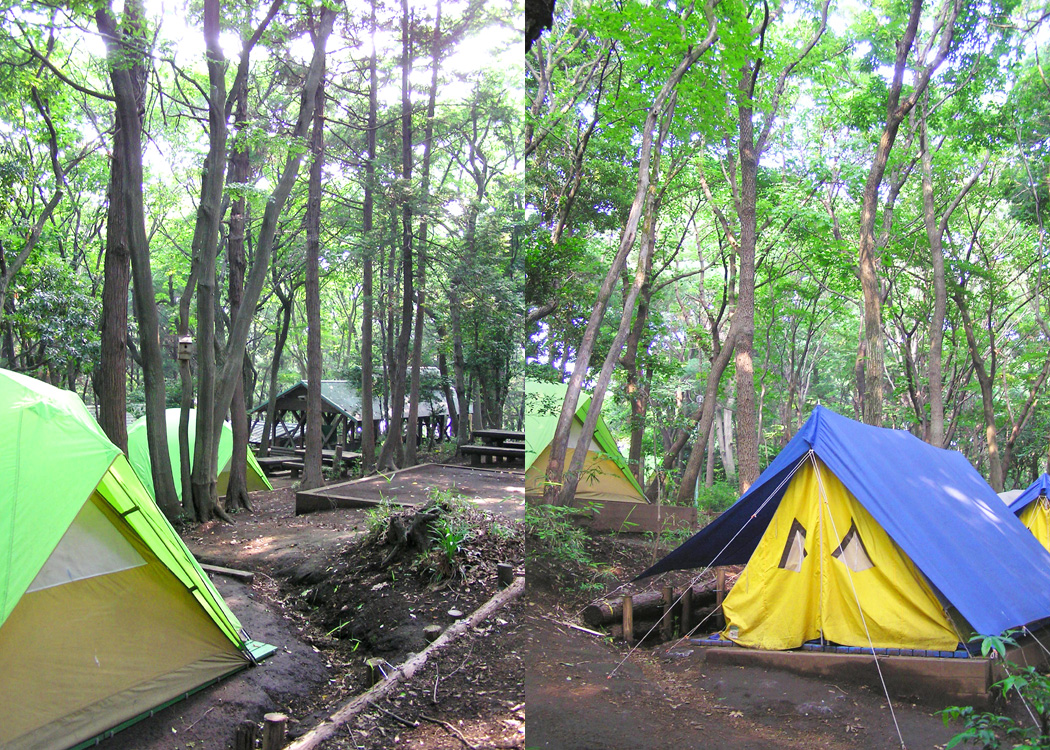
[26, 497, 145, 592]
[831, 519, 874, 572]
[778, 519, 808, 572]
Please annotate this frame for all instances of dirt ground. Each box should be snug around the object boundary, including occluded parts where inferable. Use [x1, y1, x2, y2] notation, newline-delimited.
[524, 534, 972, 750]
[102, 461, 525, 750]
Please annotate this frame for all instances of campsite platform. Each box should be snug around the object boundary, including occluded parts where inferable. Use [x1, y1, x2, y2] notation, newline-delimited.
[294, 463, 525, 519]
[690, 629, 1050, 706]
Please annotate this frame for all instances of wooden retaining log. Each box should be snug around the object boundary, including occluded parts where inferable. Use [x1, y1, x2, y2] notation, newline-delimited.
[582, 582, 717, 628]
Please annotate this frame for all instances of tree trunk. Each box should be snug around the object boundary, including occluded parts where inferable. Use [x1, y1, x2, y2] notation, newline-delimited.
[302, 30, 327, 491]
[857, 0, 961, 426]
[98, 101, 136, 452]
[405, 0, 441, 467]
[261, 280, 294, 456]
[734, 67, 759, 490]
[190, 0, 231, 522]
[359, 0, 379, 472]
[955, 288, 1002, 491]
[225, 64, 253, 511]
[544, 12, 719, 504]
[377, 0, 415, 471]
[201, 4, 332, 518]
[97, 0, 179, 517]
[177, 264, 198, 512]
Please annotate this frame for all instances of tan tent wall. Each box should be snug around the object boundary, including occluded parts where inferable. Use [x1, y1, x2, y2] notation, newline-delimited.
[0, 494, 246, 750]
[527, 445, 645, 503]
[216, 457, 271, 497]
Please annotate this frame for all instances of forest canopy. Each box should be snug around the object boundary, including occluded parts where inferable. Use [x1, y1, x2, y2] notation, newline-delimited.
[525, 0, 1050, 505]
[1, 0, 524, 519]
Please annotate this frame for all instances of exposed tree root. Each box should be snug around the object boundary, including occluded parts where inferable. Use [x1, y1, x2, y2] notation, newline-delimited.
[284, 576, 524, 750]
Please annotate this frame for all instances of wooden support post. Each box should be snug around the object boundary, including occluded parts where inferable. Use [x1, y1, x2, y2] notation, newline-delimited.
[235, 721, 259, 750]
[661, 586, 674, 639]
[334, 443, 345, 477]
[366, 657, 386, 687]
[623, 594, 634, 645]
[261, 713, 288, 750]
[716, 566, 726, 629]
[497, 563, 514, 589]
[681, 586, 693, 636]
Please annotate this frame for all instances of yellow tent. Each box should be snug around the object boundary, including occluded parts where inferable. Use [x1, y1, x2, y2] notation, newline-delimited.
[722, 457, 960, 650]
[1007, 474, 1050, 551]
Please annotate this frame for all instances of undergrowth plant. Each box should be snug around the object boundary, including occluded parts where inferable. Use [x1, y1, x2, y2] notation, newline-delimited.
[524, 503, 591, 567]
[941, 632, 1050, 749]
[365, 494, 398, 538]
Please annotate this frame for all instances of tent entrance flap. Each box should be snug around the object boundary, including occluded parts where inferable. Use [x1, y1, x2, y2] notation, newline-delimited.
[722, 458, 960, 652]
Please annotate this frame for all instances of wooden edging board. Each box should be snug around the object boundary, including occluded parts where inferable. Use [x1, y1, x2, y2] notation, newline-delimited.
[701, 628, 1050, 707]
[294, 462, 523, 515]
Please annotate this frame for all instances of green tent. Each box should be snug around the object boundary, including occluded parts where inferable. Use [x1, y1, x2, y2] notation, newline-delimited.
[525, 380, 646, 503]
[0, 369, 271, 750]
[128, 408, 273, 501]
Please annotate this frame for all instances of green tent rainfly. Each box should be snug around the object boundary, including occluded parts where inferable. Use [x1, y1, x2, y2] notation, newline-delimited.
[524, 380, 647, 503]
[127, 408, 273, 501]
[0, 370, 272, 750]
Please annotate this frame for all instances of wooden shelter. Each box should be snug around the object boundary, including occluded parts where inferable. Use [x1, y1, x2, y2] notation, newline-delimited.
[250, 379, 452, 450]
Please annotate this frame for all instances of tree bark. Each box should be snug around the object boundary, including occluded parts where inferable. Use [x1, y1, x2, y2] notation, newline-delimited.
[302, 20, 327, 491]
[98, 85, 137, 452]
[405, 0, 442, 466]
[544, 6, 720, 505]
[857, 0, 962, 426]
[377, 0, 415, 470]
[97, 0, 180, 517]
[225, 63, 253, 511]
[190, 0, 231, 522]
[359, 0, 379, 472]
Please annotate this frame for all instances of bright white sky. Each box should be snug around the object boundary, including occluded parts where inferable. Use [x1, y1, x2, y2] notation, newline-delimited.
[73, 0, 521, 196]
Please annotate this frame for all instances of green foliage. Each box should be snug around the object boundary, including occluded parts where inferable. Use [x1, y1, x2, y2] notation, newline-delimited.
[941, 633, 1050, 749]
[524, 503, 591, 567]
[365, 495, 399, 539]
[695, 481, 739, 514]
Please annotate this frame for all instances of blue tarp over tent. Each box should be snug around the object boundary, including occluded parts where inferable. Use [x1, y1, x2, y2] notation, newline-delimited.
[638, 405, 1050, 638]
[1007, 474, 1050, 515]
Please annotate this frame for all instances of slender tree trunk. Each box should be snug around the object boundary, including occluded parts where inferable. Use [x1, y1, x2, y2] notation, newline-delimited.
[359, 0, 379, 472]
[734, 67, 759, 491]
[97, 0, 179, 517]
[190, 0, 230, 521]
[544, 11, 719, 505]
[177, 265, 198, 512]
[261, 281, 294, 456]
[405, 0, 441, 466]
[98, 100, 136, 452]
[955, 288, 1002, 491]
[225, 68, 253, 510]
[857, 0, 961, 425]
[302, 32, 327, 490]
[378, 0, 415, 470]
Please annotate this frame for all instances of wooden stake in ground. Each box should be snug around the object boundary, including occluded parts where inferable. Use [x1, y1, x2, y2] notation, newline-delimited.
[716, 567, 726, 629]
[284, 576, 524, 750]
[623, 594, 634, 645]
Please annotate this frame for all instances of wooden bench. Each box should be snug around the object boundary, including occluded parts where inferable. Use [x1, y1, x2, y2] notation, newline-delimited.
[460, 444, 525, 467]
[255, 456, 292, 476]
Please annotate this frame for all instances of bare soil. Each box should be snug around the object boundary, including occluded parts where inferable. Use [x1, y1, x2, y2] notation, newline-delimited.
[525, 532, 971, 750]
[101, 460, 525, 750]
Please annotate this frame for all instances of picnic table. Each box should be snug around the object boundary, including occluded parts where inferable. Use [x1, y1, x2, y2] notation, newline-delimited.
[463, 429, 526, 467]
[471, 429, 525, 446]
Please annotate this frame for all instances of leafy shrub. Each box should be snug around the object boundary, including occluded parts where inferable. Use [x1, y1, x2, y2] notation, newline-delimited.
[524, 503, 592, 567]
[941, 632, 1050, 749]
